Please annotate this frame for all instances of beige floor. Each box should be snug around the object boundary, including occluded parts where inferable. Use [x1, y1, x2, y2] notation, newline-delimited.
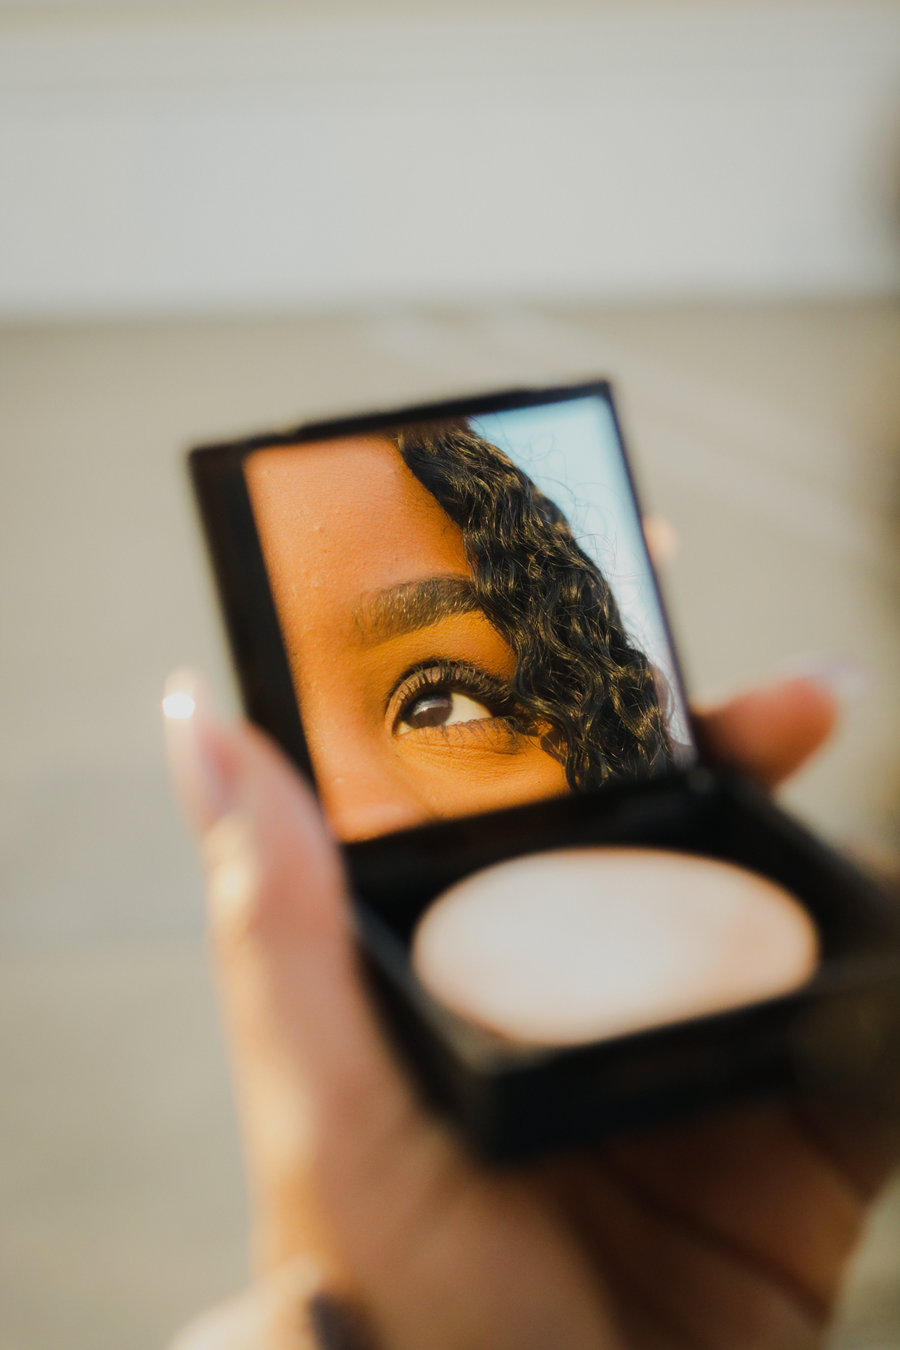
[1, 302, 900, 1348]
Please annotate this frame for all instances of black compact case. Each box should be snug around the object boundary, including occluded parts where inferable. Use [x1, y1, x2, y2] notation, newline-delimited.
[347, 770, 900, 1160]
[190, 381, 900, 1162]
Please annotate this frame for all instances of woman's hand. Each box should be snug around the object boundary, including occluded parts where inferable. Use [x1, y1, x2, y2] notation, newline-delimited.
[166, 672, 895, 1350]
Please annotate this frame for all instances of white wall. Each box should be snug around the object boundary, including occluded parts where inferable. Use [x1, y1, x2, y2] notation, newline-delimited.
[1, 0, 899, 317]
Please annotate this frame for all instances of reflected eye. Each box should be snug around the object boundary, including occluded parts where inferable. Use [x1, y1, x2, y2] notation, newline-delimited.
[389, 659, 521, 739]
[398, 689, 493, 734]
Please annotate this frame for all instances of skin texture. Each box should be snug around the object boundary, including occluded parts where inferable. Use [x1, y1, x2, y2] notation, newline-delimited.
[166, 671, 900, 1350]
[245, 437, 573, 839]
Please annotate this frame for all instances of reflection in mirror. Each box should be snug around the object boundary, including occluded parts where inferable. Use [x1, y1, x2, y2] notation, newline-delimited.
[244, 396, 694, 840]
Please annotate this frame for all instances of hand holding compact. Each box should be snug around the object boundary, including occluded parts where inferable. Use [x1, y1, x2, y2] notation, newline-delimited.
[166, 672, 898, 1350]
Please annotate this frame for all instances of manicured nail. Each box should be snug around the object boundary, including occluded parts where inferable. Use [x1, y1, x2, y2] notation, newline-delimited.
[779, 654, 872, 704]
[163, 667, 235, 832]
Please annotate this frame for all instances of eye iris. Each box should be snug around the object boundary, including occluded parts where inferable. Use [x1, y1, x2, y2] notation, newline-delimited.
[405, 691, 454, 729]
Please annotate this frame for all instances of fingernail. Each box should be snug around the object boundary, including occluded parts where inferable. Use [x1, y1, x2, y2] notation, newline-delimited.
[779, 654, 872, 704]
[163, 667, 235, 832]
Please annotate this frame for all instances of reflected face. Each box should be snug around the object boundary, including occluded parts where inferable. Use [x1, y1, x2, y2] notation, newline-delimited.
[246, 437, 568, 840]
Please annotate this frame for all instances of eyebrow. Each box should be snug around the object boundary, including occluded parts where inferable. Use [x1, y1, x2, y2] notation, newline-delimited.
[353, 576, 482, 645]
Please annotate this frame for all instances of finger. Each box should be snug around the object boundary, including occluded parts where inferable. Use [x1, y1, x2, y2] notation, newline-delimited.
[601, 1105, 864, 1317]
[164, 671, 428, 1279]
[692, 675, 840, 790]
[796, 1092, 900, 1201]
[163, 674, 617, 1350]
[204, 733, 615, 1350]
[216, 728, 436, 1268]
[163, 668, 237, 830]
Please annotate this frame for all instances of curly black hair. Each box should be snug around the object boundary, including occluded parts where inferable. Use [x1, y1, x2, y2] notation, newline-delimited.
[387, 420, 673, 792]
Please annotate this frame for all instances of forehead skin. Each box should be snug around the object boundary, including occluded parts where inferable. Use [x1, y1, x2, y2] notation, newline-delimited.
[245, 436, 471, 647]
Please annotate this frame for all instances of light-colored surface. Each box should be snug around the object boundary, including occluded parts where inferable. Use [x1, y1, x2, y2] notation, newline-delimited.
[1, 301, 900, 1347]
[413, 850, 818, 1045]
[1, 0, 899, 317]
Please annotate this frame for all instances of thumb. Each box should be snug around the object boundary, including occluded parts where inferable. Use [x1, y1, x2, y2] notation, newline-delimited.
[163, 671, 430, 1281]
[692, 673, 841, 790]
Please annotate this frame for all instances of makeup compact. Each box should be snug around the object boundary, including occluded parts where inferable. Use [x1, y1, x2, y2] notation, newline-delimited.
[190, 382, 900, 1160]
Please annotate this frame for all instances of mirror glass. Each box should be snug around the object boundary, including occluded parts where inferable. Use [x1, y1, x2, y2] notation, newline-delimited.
[244, 392, 695, 840]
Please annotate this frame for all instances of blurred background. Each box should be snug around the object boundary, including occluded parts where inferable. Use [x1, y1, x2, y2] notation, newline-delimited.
[2, 1, 900, 1346]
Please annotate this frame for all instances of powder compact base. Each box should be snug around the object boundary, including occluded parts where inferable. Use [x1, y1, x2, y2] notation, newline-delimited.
[347, 768, 900, 1162]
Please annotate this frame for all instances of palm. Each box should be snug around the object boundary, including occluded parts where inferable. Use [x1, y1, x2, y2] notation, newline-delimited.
[299, 1063, 874, 1350]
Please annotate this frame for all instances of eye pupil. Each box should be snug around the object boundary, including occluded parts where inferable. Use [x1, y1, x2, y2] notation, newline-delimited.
[405, 691, 453, 729]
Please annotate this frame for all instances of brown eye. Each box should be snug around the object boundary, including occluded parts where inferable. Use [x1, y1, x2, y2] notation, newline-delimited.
[398, 689, 493, 734]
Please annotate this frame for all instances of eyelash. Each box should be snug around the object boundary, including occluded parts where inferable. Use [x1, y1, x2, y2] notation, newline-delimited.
[388, 660, 520, 732]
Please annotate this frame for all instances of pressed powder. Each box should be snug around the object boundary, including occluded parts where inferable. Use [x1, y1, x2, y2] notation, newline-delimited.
[411, 848, 819, 1046]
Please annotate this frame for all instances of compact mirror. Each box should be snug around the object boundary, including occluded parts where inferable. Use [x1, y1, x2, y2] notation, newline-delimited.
[190, 381, 900, 1158]
[233, 385, 695, 840]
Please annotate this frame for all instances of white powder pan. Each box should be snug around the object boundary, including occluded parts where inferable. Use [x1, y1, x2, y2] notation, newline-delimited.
[412, 848, 819, 1047]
